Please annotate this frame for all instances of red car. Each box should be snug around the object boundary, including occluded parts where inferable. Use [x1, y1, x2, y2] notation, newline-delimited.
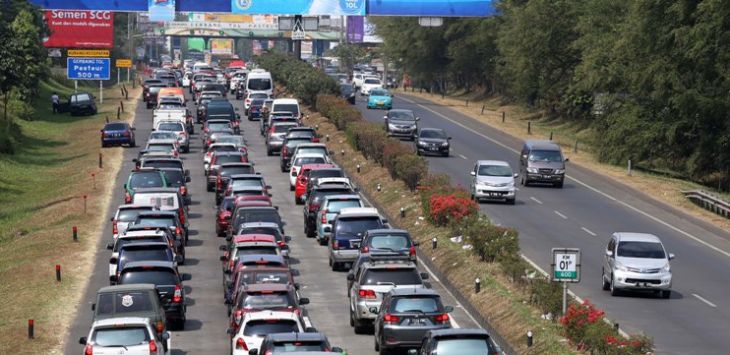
[216, 197, 236, 237]
[225, 265, 298, 306]
[294, 164, 337, 205]
[220, 234, 279, 275]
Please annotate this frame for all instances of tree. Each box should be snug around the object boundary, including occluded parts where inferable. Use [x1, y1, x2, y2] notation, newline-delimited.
[329, 43, 366, 75]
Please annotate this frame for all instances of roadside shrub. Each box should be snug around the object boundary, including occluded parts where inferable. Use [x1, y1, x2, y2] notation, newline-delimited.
[394, 154, 428, 191]
[453, 216, 519, 262]
[500, 255, 528, 284]
[258, 51, 338, 106]
[561, 300, 605, 343]
[429, 193, 478, 226]
[529, 278, 563, 317]
[383, 141, 413, 179]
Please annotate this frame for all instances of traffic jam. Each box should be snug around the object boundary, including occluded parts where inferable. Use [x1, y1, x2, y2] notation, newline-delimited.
[86, 59, 501, 355]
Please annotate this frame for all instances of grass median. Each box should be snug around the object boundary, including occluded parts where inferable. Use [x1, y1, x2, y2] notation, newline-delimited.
[0, 77, 139, 354]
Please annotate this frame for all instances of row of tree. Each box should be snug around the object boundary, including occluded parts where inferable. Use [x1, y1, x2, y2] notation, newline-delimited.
[0, 0, 49, 153]
[371, 0, 730, 185]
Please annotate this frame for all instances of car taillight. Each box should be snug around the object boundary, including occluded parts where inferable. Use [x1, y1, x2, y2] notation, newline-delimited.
[433, 313, 450, 324]
[384, 313, 400, 324]
[123, 131, 131, 137]
[173, 150, 179, 158]
[206, 139, 212, 146]
[278, 241, 286, 247]
[264, 350, 273, 355]
[234, 310, 243, 324]
[124, 192, 131, 204]
[281, 146, 287, 156]
[180, 186, 187, 195]
[176, 226, 182, 236]
[149, 339, 158, 353]
[320, 209, 328, 223]
[84, 343, 93, 355]
[179, 208, 186, 224]
[333, 240, 339, 250]
[361, 246, 370, 253]
[312, 137, 320, 143]
[112, 220, 118, 235]
[410, 245, 416, 257]
[236, 337, 247, 350]
[173, 284, 182, 303]
[358, 289, 376, 299]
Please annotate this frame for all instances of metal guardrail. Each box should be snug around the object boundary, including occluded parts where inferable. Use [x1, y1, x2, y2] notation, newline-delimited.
[683, 190, 730, 219]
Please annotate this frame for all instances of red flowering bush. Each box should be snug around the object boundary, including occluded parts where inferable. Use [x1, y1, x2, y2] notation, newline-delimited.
[561, 300, 606, 343]
[428, 193, 478, 226]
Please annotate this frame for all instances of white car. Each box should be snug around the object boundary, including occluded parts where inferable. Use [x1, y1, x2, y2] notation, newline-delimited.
[181, 72, 192, 87]
[360, 77, 383, 96]
[107, 229, 172, 280]
[602, 232, 674, 298]
[469, 160, 518, 204]
[352, 73, 365, 89]
[288, 153, 329, 188]
[79, 317, 171, 355]
[315, 177, 354, 190]
[230, 311, 305, 355]
[110, 205, 156, 240]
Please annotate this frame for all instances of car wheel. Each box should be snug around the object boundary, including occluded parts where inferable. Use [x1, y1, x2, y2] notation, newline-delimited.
[266, 148, 273, 156]
[294, 195, 300, 205]
[129, 140, 136, 148]
[661, 290, 671, 299]
[353, 319, 367, 334]
[601, 269, 610, 290]
[609, 275, 620, 296]
[521, 175, 527, 186]
[318, 237, 327, 246]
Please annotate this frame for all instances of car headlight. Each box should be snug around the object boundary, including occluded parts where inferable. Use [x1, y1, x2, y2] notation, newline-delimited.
[554, 169, 565, 174]
[417, 141, 428, 147]
[662, 264, 671, 273]
[388, 124, 398, 130]
[527, 167, 539, 173]
[615, 262, 629, 272]
[441, 142, 449, 147]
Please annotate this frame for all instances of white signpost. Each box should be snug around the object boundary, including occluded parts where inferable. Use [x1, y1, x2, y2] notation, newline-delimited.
[551, 248, 581, 315]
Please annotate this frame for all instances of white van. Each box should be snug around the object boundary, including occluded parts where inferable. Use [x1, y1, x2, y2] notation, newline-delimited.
[271, 98, 300, 119]
[193, 62, 213, 73]
[245, 69, 273, 96]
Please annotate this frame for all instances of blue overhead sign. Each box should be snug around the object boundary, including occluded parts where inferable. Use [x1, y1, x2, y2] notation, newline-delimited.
[231, 0, 365, 15]
[29, 1, 148, 11]
[367, 0, 498, 17]
[67, 58, 110, 80]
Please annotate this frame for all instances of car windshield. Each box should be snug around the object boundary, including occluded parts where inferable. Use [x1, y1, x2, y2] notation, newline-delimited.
[129, 172, 164, 188]
[326, 199, 361, 212]
[362, 269, 420, 285]
[161, 170, 184, 187]
[370, 89, 389, 96]
[273, 342, 326, 352]
[528, 150, 563, 162]
[391, 297, 440, 313]
[231, 179, 263, 189]
[248, 78, 272, 91]
[92, 327, 149, 347]
[96, 292, 153, 314]
[336, 217, 382, 237]
[243, 320, 298, 336]
[157, 122, 185, 132]
[274, 104, 299, 115]
[120, 248, 170, 265]
[236, 246, 278, 256]
[241, 271, 290, 285]
[150, 132, 177, 140]
[477, 165, 513, 177]
[420, 130, 446, 139]
[241, 293, 294, 309]
[105, 123, 127, 130]
[389, 111, 415, 121]
[369, 234, 410, 250]
[364, 78, 381, 84]
[617, 241, 666, 259]
[273, 124, 297, 133]
[294, 157, 326, 166]
[75, 93, 92, 101]
[119, 270, 178, 285]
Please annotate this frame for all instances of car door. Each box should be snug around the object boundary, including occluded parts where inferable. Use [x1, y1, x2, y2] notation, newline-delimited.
[604, 237, 616, 279]
[470, 164, 478, 193]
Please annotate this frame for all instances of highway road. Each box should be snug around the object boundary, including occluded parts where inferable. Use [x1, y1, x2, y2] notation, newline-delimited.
[64, 90, 487, 355]
[354, 92, 730, 354]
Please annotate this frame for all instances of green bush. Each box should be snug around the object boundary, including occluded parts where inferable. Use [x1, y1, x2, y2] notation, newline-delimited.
[529, 278, 563, 317]
[453, 215, 520, 263]
[258, 51, 338, 106]
[383, 141, 413, 179]
[394, 154, 428, 191]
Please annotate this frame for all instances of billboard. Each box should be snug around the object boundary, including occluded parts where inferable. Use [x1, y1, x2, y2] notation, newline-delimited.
[346, 16, 363, 43]
[43, 10, 114, 48]
[366, 0, 498, 17]
[149, 0, 175, 22]
[210, 38, 234, 55]
[232, 0, 365, 16]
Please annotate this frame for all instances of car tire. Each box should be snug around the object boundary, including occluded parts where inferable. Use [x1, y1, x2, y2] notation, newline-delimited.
[349, 309, 355, 327]
[266, 148, 272, 156]
[353, 319, 367, 334]
[609, 275, 620, 296]
[294, 195, 300, 205]
[601, 269, 610, 290]
[374, 336, 380, 351]
[443, 151, 449, 157]
[661, 290, 671, 299]
[129, 140, 136, 148]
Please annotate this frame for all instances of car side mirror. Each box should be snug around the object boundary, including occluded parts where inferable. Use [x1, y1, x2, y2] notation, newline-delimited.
[91, 303, 96, 311]
[323, 226, 332, 233]
[226, 328, 235, 335]
[444, 305, 454, 313]
[79, 337, 88, 345]
[448, 137, 452, 140]
[248, 350, 258, 355]
[383, 115, 388, 120]
[605, 250, 613, 257]
[470, 171, 476, 176]
[123, 183, 127, 189]
[346, 274, 355, 281]
[131, 127, 136, 131]
[109, 275, 118, 283]
[109, 257, 118, 264]
[225, 235, 232, 242]
[299, 297, 310, 305]
[413, 241, 420, 247]
[162, 331, 171, 340]
[521, 154, 527, 159]
[291, 171, 297, 177]
[294, 282, 301, 290]
[423, 281, 432, 289]
[305, 327, 317, 333]
[668, 253, 675, 260]
[224, 269, 231, 274]
[266, 185, 272, 189]
[219, 255, 227, 262]
[332, 347, 344, 353]
[382, 218, 388, 224]
[185, 169, 191, 177]
[407, 350, 418, 355]
[236, 114, 241, 120]
[181, 273, 192, 281]
[420, 272, 429, 280]
[106, 243, 114, 250]
[219, 245, 227, 251]
[513, 173, 519, 178]
[274, 206, 279, 211]
[416, 117, 421, 121]
[175, 255, 183, 263]
[186, 176, 191, 183]
[100, 129, 104, 133]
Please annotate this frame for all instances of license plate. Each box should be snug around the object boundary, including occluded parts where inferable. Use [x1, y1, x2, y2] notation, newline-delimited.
[429, 147, 438, 151]
[410, 317, 426, 325]
[489, 193, 502, 197]
[377, 101, 384, 105]
[542, 174, 551, 179]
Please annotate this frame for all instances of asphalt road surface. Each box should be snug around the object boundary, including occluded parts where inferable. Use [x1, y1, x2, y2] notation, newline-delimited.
[354, 92, 730, 355]
[64, 91, 486, 355]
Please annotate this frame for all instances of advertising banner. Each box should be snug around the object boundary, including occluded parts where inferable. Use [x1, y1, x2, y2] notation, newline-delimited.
[363, 17, 382, 43]
[166, 21, 277, 30]
[367, 0, 498, 17]
[346, 16, 363, 43]
[210, 39, 234, 55]
[232, 0, 365, 16]
[43, 10, 113, 48]
[149, 0, 175, 22]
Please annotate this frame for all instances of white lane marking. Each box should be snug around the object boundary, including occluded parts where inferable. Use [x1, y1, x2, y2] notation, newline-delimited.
[399, 95, 730, 258]
[692, 293, 717, 308]
[450, 317, 461, 329]
[581, 227, 597, 237]
[530, 196, 543, 205]
[458, 154, 468, 160]
[554, 210, 568, 219]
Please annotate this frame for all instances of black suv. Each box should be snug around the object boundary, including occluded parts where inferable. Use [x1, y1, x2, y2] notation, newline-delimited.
[58, 92, 97, 116]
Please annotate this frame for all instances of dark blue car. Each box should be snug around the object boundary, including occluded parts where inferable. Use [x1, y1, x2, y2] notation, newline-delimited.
[101, 122, 136, 147]
[247, 99, 265, 121]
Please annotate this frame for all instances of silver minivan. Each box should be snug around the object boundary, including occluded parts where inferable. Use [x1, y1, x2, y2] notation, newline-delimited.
[602, 232, 674, 298]
[519, 140, 567, 188]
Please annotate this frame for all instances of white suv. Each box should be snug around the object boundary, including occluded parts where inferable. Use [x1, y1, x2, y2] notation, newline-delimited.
[229, 311, 306, 355]
[602, 232, 674, 298]
[469, 160, 518, 204]
[80, 317, 171, 355]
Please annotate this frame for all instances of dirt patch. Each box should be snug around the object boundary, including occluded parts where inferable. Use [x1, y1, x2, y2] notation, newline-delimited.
[395, 89, 730, 233]
[0, 84, 140, 354]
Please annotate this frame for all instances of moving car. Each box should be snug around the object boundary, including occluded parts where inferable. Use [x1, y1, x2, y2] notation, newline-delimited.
[384, 109, 419, 140]
[360, 77, 383, 96]
[469, 160, 518, 205]
[519, 140, 568, 188]
[415, 128, 450, 157]
[101, 122, 136, 147]
[367, 88, 393, 110]
[602, 232, 674, 298]
[408, 328, 502, 355]
[79, 317, 171, 355]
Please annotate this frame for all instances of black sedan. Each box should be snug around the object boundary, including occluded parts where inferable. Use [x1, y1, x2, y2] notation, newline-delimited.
[415, 128, 451, 157]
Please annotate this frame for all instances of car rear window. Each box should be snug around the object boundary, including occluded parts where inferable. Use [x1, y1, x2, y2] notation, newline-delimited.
[273, 342, 326, 352]
[294, 157, 326, 166]
[238, 227, 281, 239]
[115, 237, 166, 252]
[231, 179, 263, 189]
[326, 199, 362, 212]
[310, 169, 344, 180]
[117, 208, 152, 222]
[97, 292, 154, 314]
[243, 320, 298, 336]
[157, 122, 185, 131]
[215, 155, 244, 165]
[212, 145, 237, 153]
[129, 172, 164, 188]
[391, 296, 440, 313]
[142, 161, 183, 170]
[92, 326, 149, 347]
[287, 130, 314, 139]
[161, 170, 184, 187]
[120, 247, 171, 265]
[435, 338, 492, 355]
[335, 217, 382, 236]
[105, 123, 127, 130]
[285, 139, 311, 149]
[236, 246, 278, 256]
[362, 269, 421, 286]
[273, 104, 299, 115]
[296, 147, 327, 156]
[241, 271, 290, 285]
[120, 270, 178, 285]
[273, 124, 297, 133]
[241, 292, 295, 310]
[146, 144, 174, 153]
[368, 234, 411, 249]
[239, 210, 280, 224]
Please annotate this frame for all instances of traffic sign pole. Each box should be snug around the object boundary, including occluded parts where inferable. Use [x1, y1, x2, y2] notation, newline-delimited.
[100, 81, 103, 104]
[562, 281, 568, 315]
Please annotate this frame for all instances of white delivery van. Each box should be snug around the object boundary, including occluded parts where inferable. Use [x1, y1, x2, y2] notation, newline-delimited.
[245, 69, 273, 96]
[271, 98, 301, 119]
